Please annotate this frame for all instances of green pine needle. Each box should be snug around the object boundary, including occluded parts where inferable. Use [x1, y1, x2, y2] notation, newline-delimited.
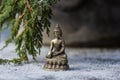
[0, 0, 59, 64]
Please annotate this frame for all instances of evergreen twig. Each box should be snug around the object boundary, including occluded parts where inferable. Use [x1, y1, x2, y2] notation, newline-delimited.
[0, 0, 59, 64]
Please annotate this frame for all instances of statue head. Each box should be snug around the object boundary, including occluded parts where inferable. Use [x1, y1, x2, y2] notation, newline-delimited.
[53, 24, 62, 38]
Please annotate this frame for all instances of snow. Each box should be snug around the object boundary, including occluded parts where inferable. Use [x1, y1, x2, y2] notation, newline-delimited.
[0, 42, 120, 80]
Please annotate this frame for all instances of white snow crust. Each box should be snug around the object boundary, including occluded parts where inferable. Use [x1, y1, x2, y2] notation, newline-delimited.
[0, 42, 120, 80]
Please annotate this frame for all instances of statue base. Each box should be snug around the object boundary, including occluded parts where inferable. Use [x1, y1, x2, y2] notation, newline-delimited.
[43, 58, 69, 71]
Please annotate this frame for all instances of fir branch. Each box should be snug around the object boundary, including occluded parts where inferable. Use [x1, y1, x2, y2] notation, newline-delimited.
[0, 0, 59, 64]
[26, 0, 33, 16]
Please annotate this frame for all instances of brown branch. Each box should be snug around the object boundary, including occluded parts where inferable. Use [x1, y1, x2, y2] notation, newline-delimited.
[26, 0, 33, 16]
[18, 13, 25, 19]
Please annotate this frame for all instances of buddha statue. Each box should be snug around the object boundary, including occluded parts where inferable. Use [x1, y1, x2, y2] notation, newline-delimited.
[43, 24, 69, 71]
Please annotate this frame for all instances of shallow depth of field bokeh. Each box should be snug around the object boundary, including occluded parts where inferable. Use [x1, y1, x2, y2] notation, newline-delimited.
[0, 0, 120, 80]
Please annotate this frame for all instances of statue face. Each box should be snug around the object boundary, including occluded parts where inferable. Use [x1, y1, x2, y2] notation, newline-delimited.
[54, 31, 61, 38]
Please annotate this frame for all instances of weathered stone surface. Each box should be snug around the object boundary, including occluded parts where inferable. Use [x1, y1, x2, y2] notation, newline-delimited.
[43, 0, 120, 47]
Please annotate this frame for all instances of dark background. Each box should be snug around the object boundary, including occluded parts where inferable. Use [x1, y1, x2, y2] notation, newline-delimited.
[0, 0, 120, 47]
[43, 0, 120, 47]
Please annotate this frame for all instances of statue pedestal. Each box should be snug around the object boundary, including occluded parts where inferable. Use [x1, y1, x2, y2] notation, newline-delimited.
[43, 24, 69, 71]
[43, 58, 69, 71]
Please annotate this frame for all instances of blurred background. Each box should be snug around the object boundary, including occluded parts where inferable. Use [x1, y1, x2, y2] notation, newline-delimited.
[43, 0, 120, 47]
[0, 1, 120, 79]
[0, 0, 120, 47]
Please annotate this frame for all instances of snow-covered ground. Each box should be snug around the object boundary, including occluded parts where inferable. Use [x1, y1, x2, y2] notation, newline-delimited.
[0, 42, 120, 80]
